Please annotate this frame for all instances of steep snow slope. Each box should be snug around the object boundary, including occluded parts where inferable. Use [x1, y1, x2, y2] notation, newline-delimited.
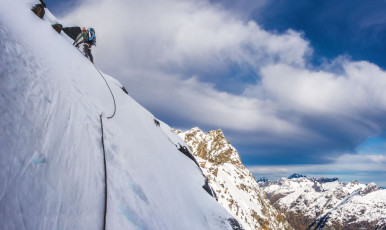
[175, 128, 292, 230]
[259, 176, 386, 229]
[0, 1, 239, 229]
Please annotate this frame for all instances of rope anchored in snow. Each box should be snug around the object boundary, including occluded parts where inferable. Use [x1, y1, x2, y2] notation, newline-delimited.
[99, 115, 108, 230]
[93, 63, 116, 230]
[75, 45, 115, 230]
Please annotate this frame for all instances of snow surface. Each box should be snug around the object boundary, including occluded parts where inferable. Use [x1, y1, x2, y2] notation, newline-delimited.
[0, 1, 236, 229]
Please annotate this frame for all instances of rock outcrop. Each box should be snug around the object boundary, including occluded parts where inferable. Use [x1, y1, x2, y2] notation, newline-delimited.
[31, 0, 46, 19]
[63, 27, 82, 40]
[52, 23, 63, 34]
[175, 127, 292, 230]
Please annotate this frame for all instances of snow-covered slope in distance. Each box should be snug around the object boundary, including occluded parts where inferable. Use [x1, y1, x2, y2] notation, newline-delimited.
[258, 175, 386, 229]
[175, 127, 292, 230]
[0, 1, 240, 229]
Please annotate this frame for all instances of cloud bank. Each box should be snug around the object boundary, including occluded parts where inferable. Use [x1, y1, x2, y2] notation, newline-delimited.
[62, 0, 386, 169]
[250, 153, 386, 186]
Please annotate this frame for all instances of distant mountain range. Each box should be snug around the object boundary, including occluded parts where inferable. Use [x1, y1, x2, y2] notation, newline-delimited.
[176, 127, 386, 230]
[258, 175, 386, 229]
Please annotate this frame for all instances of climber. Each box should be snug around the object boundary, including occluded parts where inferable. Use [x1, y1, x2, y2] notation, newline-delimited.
[73, 27, 95, 64]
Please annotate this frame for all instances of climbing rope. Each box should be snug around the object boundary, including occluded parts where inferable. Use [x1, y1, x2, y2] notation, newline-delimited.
[76, 46, 116, 118]
[75, 44, 116, 230]
[93, 64, 116, 119]
[93, 63, 116, 230]
[99, 115, 108, 230]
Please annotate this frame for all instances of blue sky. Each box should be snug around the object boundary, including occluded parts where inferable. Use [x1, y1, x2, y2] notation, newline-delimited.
[251, 0, 386, 69]
[46, 0, 386, 186]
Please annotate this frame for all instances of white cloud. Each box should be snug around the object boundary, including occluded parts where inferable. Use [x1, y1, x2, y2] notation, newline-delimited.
[62, 0, 386, 163]
[65, 0, 310, 72]
[62, 0, 311, 134]
[241, 59, 386, 147]
[249, 153, 386, 185]
[249, 153, 386, 173]
[209, 0, 269, 19]
[245, 60, 386, 116]
[121, 69, 304, 135]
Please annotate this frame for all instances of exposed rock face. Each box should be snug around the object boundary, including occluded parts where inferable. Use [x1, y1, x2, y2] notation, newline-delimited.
[228, 218, 244, 230]
[52, 23, 62, 34]
[259, 177, 386, 230]
[63, 27, 81, 41]
[288, 173, 306, 179]
[178, 128, 242, 166]
[31, 2, 45, 19]
[174, 127, 292, 230]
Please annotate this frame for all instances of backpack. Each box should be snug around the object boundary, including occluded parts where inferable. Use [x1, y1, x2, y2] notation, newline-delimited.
[88, 28, 96, 46]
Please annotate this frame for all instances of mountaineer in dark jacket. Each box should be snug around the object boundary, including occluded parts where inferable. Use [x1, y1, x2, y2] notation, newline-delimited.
[73, 27, 95, 63]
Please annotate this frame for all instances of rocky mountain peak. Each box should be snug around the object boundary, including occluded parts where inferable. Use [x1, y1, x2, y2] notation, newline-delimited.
[177, 127, 242, 166]
[175, 127, 292, 230]
[360, 182, 380, 196]
[288, 173, 306, 179]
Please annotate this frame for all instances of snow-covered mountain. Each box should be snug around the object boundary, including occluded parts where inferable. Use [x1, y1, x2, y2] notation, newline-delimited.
[258, 175, 386, 229]
[0, 1, 244, 229]
[175, 127, 292, 230]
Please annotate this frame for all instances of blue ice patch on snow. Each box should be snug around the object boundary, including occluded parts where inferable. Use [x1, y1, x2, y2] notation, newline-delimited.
[119, 204, 145, 230]
[130, 183, 148, 203]
[44, 96, 52, 103]
[32, 155, 46, 164]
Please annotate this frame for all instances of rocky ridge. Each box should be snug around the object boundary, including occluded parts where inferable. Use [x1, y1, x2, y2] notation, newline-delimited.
[174, 127, 292, 230]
